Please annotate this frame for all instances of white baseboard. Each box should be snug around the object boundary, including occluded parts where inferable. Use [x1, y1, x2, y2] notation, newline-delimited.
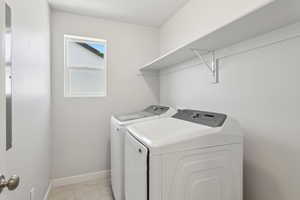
[43, 182, 52, 200]
[51, 170, 110, 188]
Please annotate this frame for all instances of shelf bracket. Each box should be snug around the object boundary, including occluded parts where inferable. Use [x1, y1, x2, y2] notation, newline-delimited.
[191, 49, 219, 83]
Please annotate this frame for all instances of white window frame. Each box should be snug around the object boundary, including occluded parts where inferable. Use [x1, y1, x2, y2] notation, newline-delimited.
[64, 34, 107, 97]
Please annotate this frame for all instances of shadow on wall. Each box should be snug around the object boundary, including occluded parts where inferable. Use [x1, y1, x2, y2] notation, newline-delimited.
[244, 160, 282, 200]
[243, 131, 297, 200]
[107, 135, 111, 169]
[139, 72, 160, 102]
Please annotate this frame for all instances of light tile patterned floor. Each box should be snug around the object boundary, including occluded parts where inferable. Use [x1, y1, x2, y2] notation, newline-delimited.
[49, 178, 113, 200]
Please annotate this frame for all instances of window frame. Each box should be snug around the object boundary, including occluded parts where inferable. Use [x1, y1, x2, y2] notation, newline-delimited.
[64, 34, 107, 98]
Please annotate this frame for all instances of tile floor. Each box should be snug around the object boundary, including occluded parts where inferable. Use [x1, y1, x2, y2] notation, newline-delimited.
[49, 178, 113, 200]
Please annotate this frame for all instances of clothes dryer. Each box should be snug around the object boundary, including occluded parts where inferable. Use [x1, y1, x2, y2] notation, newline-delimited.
[125, 109, 243, 200]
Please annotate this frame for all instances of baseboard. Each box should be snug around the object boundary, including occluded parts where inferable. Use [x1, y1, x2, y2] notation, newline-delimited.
[51, 170, 110, 188]
[43, 182, 52, 200]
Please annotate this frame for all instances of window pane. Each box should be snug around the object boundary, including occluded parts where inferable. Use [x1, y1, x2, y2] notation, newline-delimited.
[67, 40, 105, 69]
[70, 69, 105, 96]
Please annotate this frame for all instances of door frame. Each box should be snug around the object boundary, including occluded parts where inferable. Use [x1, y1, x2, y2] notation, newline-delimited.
[0, 0, 8, 198]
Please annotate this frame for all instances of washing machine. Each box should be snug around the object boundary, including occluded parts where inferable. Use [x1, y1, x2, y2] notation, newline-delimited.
[125, 109, 243, 200]
[111, 105, 176, 200]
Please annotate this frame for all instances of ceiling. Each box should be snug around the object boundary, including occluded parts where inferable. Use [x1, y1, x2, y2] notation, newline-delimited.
[48, 0, 189, 27]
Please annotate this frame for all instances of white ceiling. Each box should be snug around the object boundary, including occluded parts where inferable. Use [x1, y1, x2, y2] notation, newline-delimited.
[48, 0, 189, 27]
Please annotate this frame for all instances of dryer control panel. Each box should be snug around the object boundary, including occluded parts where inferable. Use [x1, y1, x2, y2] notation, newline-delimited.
[172, 109, 227, 127]
[144, 105, 169, 115]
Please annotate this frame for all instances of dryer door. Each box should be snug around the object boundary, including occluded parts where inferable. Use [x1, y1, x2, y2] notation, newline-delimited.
[125, 132, 148, 200]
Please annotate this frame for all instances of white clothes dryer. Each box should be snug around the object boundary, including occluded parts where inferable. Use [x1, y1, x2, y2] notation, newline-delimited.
[125, 109, 243, 200]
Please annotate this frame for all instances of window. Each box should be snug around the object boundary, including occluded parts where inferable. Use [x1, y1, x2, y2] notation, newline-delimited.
[64, 35, 107, 97]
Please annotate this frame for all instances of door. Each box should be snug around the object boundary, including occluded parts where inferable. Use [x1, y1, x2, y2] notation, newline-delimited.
[125, 133, 148, 200]
[0, 1, 19, 199]
[0, 0, 8, 199]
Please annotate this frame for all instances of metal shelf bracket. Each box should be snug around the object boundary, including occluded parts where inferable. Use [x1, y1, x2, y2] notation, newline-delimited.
[191, 49, 219, 83]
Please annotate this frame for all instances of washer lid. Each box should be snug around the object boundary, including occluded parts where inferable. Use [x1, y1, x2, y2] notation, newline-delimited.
[127, 117, 242, 153]
[115, 111, 155, 122]
[114, 105, 171, 122]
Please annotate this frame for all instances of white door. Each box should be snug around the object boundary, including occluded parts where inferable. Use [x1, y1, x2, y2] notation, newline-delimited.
[0, 1, 19, 199]
[0, 0, 8, 199]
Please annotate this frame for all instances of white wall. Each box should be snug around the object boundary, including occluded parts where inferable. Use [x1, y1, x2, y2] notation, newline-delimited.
[4, 0, 51, 200]
[159, 0, 272, 54]
[51, 10, 160, 178]
[159, 3, 300, 200]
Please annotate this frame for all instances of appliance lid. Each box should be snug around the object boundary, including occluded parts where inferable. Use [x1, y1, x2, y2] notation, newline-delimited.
[127, 111, 242, 152]
[114, 105, 170, 122]
[127, 117, 214, 147]
[115, 111, 154, 122]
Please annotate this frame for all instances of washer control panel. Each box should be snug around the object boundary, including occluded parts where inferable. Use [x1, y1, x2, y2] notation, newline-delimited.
[172, 109, 227, 127]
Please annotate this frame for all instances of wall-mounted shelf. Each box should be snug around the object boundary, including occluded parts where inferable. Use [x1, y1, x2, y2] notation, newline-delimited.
[140, 0, 300, 72]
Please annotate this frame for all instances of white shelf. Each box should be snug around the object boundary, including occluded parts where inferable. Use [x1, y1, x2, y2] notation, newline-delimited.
[141, 0, 300, 71]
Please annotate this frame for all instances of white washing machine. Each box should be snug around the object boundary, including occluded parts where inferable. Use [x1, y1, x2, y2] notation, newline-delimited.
[111, 105, 176, 200]
[125, 109, 243, 200]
